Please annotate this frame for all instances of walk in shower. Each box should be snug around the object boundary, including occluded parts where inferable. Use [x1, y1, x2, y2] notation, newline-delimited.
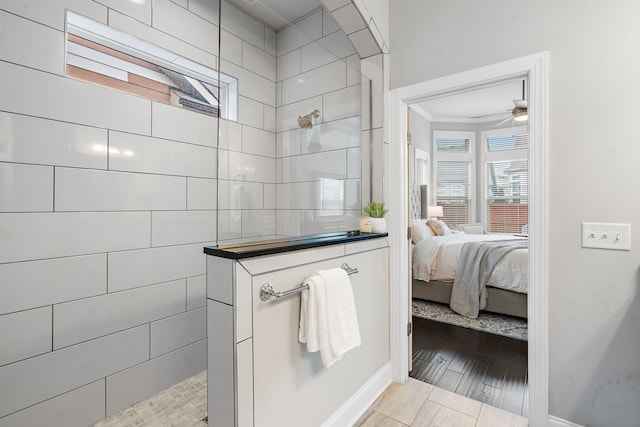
[0, 0, 379, 424]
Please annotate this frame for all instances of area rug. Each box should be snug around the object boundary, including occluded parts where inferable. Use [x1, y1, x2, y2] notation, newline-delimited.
[412, 299, 528, 341]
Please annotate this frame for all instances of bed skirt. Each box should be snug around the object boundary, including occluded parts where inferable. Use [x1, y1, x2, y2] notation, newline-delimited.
[412, 278, 528, 319]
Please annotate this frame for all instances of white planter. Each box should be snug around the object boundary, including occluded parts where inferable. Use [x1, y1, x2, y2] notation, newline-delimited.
[370, 217, 387, 234]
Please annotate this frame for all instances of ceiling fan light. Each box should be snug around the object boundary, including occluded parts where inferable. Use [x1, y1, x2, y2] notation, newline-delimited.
[513, 110, 528, 122]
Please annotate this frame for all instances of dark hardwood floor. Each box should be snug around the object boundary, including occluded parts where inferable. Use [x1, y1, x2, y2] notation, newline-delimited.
[410, 316, 529, 417]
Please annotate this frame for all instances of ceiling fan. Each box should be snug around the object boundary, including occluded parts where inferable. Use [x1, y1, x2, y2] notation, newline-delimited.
[494, 80, 528, 126]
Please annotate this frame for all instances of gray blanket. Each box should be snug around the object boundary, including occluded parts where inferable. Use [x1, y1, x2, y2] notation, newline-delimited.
[450, 239, 528, 318]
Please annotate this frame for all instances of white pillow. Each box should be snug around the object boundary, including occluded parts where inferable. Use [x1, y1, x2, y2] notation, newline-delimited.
[411, 219, 435, 244]
[459, 224, 485, 234]
[427, 218, 452, 236]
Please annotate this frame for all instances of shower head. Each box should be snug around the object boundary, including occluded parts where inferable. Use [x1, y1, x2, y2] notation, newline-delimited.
[297, 109, 320, 129]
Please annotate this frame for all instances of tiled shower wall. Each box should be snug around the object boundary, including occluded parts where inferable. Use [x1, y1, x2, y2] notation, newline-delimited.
[0, 1, 227, 425]
[274, 7, 364, 236]
[216, 0, 278, 241]
[216, 3, 368, 240]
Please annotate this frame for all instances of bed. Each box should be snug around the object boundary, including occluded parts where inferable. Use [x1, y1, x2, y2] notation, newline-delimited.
[411, 219, 528, 318]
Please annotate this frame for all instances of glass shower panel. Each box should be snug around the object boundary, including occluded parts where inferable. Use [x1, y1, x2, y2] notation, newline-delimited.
[217, 0, 369, 244]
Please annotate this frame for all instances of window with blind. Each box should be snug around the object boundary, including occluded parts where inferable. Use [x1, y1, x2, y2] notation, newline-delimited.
[433, 131, 474, 228]
[484, 130, 529, 233]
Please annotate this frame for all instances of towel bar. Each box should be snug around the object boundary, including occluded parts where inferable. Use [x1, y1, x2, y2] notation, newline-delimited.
[259, 263, 359, 301]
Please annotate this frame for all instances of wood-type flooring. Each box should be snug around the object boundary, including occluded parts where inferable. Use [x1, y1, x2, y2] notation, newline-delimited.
[409, 316, 529, 417]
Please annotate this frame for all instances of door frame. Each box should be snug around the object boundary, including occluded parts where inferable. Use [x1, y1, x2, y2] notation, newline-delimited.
[387, 52, 549, 425]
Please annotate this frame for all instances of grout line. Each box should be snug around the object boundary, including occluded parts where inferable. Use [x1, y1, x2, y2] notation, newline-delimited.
[51, 304, 54, 351]
[105, 251, 109, 293]
[52, 166, 56, 212]
[106, 130, 110, 171]
[104, 377, 107, 420]
[149, 210, 153, 247]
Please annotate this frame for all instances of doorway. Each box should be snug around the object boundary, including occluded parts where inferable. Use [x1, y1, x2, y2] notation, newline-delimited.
[408, 81, 530, 415]
[388, 53, 549, 425]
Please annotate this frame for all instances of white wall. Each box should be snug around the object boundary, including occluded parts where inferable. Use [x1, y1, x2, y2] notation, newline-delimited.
[0, 1, 218, 424]
[408, 108, 431, 209]
[390, 2, 640, 426]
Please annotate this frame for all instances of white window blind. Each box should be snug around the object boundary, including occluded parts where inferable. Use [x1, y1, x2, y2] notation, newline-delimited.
[436, 161, 471, 226]
[485, 132, 528, 233]
[436, 136, 470, 153]
[433, 132, 474, 228]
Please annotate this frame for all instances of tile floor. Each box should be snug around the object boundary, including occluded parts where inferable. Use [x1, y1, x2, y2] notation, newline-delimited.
[94, 371, 528, 427]
[92, 370, 207, 427]
[355, 377, 529, 427]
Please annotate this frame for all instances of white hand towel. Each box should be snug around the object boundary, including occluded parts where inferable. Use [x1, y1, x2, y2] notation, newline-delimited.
[298, 268, 361, 368]
[298, 273, 320, 350]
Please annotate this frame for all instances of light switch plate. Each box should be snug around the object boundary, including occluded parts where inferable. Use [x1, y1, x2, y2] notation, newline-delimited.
[581, 222, 631, 251]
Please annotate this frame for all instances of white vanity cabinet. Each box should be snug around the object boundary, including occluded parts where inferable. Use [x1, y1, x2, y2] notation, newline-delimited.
[206, 236, 390, 427]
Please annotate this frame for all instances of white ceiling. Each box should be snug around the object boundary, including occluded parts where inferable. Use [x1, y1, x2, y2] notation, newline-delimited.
[412, 79, 526, 123]
[228, 0, 322, 30]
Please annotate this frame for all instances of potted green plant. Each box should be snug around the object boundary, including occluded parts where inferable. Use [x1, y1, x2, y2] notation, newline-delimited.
[361, 202, 388, 233]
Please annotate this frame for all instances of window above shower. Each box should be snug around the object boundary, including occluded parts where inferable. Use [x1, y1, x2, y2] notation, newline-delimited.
[65, 11, 238, 121]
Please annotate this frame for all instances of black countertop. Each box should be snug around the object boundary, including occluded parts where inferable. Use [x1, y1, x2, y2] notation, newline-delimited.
[204, 231, 388, 259]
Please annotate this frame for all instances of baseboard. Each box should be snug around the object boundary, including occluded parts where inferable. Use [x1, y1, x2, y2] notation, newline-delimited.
[322, 362, 392, 427]
[549, 415, 584, 427]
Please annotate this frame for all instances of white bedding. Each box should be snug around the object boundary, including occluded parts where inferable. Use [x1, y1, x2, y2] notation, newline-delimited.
[412, 232, 528, 293]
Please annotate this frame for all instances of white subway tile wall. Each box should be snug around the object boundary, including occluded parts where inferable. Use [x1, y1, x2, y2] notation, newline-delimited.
[54, 168, 187, 212]
[0, 380, 106, 427]
[0, 163, 54, 212]
[0, 307, 52, 367]
[0, 325, 149, 419]
[107, 243, 207, 292]
[0, 62, 152, 135]
[108, 131, 217, 178]
[53, 279, 186, 349]
[186, 275, 208, 310]
[151, 102, 219, 148]
[0, 112, 109, 169]
[152, 0, 220, 55]
[104, 340, 206, 416]
[150, 308, 207, 358]
[108, 9, 217, 69]
[188, 0, 220, 25]
[151, 210, 217, 247]
[0, 254, 107, 315]
[331, 3, 367, 35]
[0, 11, 65, 75]
[0, 0, 107, 31]
[187, 178, 218, 210]
[0, 212, 151, 264]
[98, 0, 152, 25]
[0, 1, 220, 424]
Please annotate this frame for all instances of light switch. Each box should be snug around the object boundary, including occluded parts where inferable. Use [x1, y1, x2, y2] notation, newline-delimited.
[581, 222, 631, 251]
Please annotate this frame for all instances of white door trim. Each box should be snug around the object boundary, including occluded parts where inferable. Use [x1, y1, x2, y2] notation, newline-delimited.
[388, 52, 549, 425]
